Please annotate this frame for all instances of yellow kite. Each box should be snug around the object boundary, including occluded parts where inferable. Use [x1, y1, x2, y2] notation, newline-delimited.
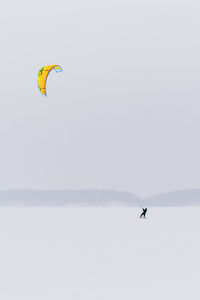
[37, 65, 63, 96]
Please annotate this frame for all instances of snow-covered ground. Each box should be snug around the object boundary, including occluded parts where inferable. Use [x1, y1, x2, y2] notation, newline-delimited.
[0, 208, 199, 300]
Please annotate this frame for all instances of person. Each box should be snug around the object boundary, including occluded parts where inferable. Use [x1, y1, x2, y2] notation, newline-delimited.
[140, 208, 147, 218]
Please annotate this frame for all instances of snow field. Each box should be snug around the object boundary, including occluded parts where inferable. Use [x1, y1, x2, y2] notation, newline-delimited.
[0, 208, 199, 300]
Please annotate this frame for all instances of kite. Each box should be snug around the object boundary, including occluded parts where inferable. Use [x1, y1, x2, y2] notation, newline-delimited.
[37, 65, 63, 96]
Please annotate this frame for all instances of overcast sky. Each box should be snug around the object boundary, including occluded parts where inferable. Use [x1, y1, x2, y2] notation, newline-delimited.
[0, 0, 200, 196]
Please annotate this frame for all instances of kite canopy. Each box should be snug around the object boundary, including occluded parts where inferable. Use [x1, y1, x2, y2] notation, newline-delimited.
[37, 65, 63, 96]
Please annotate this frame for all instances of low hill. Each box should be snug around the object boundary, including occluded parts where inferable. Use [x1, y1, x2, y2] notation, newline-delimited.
[0, 189, 199, 206]
[143, 189, 200, 207]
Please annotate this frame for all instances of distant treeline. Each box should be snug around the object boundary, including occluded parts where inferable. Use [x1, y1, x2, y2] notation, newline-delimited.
[0, 189, 199, 206]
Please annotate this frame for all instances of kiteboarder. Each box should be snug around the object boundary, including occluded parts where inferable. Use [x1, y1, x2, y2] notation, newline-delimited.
[140, 208, 147, 218]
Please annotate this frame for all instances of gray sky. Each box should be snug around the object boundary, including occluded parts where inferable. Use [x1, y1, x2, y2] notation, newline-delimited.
[1, 0, 200, 196]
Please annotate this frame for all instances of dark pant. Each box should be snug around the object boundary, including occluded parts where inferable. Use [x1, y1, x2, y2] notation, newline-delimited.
[140, 212, 146, 218]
